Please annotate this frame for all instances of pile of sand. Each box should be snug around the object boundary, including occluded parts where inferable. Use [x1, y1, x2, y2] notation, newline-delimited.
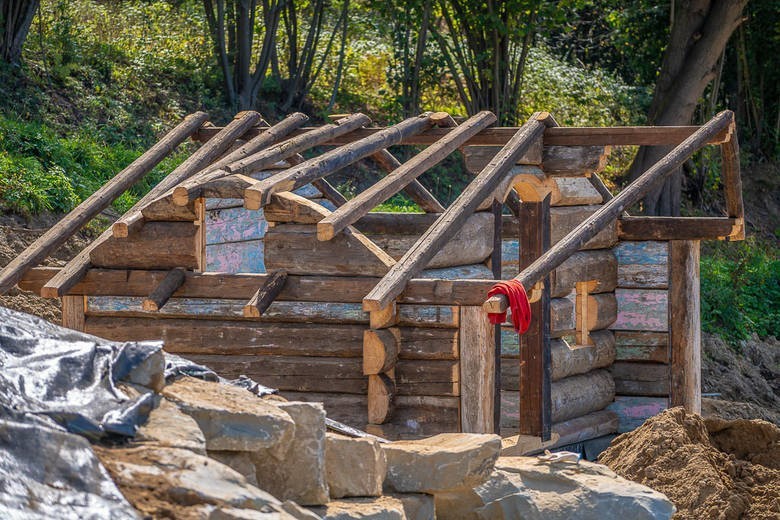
[600, 407, 779, 519]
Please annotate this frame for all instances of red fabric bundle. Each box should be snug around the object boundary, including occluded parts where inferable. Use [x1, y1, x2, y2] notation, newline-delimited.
[486, 280, 532, 334]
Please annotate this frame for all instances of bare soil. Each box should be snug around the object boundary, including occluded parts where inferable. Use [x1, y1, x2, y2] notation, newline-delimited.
[600, 407, 780, 519]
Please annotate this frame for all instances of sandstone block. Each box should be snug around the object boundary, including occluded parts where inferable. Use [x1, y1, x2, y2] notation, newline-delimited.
[209, 451, 258, 487]
[136, 397, 207, 455]
[252, 402, 329, 506]
[124, 345, 166, 392]
[307, 494, 433, 520]
[162, 377, 295, 452]
[383, 434, 501, 493]
[326, 433, 386, 498]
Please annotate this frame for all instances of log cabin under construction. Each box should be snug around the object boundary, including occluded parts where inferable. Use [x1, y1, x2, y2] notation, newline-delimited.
[6, 108, 744, 452]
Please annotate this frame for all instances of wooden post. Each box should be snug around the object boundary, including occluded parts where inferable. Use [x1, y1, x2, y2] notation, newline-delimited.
[720, 127, 745, 240]
[460, 306, 496, 433]
[491, 199, 503, 434]
[575, 280, 598, 345]
[243, 270, 288, 317]
[519, 195, 552, 440]
[669, 240, 701, 413]
[0, 112, 208, 295]
[61, 295, 85, 331]
[142, 268, 186, 311]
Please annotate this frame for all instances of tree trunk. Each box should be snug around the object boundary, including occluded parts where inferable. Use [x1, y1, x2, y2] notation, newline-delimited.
[629, 0, 747, 216]
[1, 0, 39, 64]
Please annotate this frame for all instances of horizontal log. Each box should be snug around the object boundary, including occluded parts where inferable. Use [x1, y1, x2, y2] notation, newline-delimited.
[501, 410, 618, 455]
[617, 216, 739, 240]
[205, 206, 268, 245]
[614, 241, 668, 289]
[195, 124, 732, 147]
[549, 206, 618, 249]
[614, 331, 669, 363]
[21, 267, 500, 305]
[606, 395, 668, 433]
[205, 240, 264, 274]
[363, 212, 494, 268]
[419, 264, 494, 280]
[549, 250, 617, 298]
[461, 145, 543, 172]
[368, 373, 395, 424]
[141, 196, 198, 221]
[611, 362, 670, 396]
[610, 288, 668, 332]
[542, 145, 609, 176]
[364, 329, 400, 374]
[90, 221, 199, 270]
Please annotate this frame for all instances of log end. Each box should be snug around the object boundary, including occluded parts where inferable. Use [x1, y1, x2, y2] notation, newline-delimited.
[367, 373, 395, 424]
[243, 188, 263, 210]
[316, 222, 336, 242]
[483, 294, 508, 314]
[112, 222, 129, 238]
[242, 305, 261, 318]
[172, 186, 194, 207]
[141, 299, 160, 312]
[40, 285, 62, 299]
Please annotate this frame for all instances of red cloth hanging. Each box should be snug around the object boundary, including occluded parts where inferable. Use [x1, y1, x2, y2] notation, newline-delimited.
[487, 280, 532, 334]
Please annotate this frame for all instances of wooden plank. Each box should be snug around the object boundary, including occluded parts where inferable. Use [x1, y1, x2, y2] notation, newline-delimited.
[542, 145, 609, 176]
[364, 113, 551, 312]
[606, 396, 668, 433]
[264, 223, 395, 277]
[205, 206, 268, 244]
[459, 306, 495, 434]
[614, 241, 668, 289]
[363, 212, 494, 268]
[618, 216, 738, 240]
[196, 124, 732, 147]
[90, 222, 198, 270]
[206, 240, 264, 274]
[669, 240, 701, 413]
[611, 362, 670, 396]
[61, 295, 85, 331]
[550, 250, 617, 298]
[550, 206, 618, 250]
[370, 149, 445, 213]
[611, 288, 668, 332]
[243, 270, 287, 317]
[0, 112, 208, 295]
[143, 268, 186, 312]
[614, 331, 670, 363]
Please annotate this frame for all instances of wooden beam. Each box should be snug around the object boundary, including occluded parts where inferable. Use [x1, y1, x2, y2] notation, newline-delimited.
[310, 179, 347, 207]
[194, 124, 732, 147]
[669, 240, 701, 413]
[318, 111, 497, 241]
[370, 149, 446, 214]
[483, 110, 735, 314]
[142, 268, 186, 311]
[518, 196, 552, 440]
[244, 114, 434, 209]
[61, 295, 85, 331]
[720, 128, 745, 239]
[363, 112, 551, 312]
[459, 306, 496, 434]
[40, 112, 263, 298]
[617, 216, 738, 240]
[169, 112, 311, 206]
[0, 111, 208, 296]
[243, 270, 288, 317]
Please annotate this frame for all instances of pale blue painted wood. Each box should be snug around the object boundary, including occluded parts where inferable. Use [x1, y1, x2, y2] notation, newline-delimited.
[206, 240, 265, 273]
[419, 264, 493, 280]
[206, 207, 268, 245]
[606, 396, 668, 433]
[611, 288, 668, 332]
[614, 241, 668, 265]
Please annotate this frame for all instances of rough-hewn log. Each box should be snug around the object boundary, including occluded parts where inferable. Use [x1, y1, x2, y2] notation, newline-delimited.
[501, 410, 618, 455]
[542, 145, 610, 176]
[459, 306, 495, 434]
[243, 270, 288, 318]
[142, 268, 186, 311]
[614, 241, 668, 289]
[263, 191, 332, 224]
[368, 373, 396, 424]
[551, 369, 615, 423]
[720, 128, 744, 239]
[548, 176, 603, 206]
[611, 362, 670, 397]
[484, 110, 734, 314]
[363, 328, 400, 375]
[669, 240, 701, 413]
[549, 250, 617, 298]
[244, 114, 435, 209]
[617, 216, 738, 240]
[614, 331, 669, 363]
[364, 113, 552, 312]
[462, 145, 542, 173]
[549, 206, 618, 249]
[370, 150, 445, 213]
[318, 112, 497, 240]
[90, 222, 199, 270]
[0, 112, 208, 296]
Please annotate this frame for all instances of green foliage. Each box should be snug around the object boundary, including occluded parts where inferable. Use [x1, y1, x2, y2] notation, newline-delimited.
[371, 194, 421, 213]
[701, 239, 780, 343]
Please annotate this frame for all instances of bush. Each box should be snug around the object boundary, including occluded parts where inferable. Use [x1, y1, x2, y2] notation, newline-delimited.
[701, 239, 780, 343]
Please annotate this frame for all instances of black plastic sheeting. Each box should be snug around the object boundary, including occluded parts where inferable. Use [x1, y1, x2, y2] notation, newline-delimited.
[0, 306, 159, 519]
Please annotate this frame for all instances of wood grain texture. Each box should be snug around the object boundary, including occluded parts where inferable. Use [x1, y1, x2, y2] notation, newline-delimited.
[368, 373, 395, 424]
[459, 306, 495, 434]
[606, 395, 668, 433]
[61, 295, 85, 331]
[549, 206, 618, 250]
[611, 288, 668, 332]
[363, 328, 400, 375]
[614, 241, 668, 289]
[243, 270, 287, 317]
[618, 216, 738, 240]
[541, 145, 609, 176]
[549, 250, 617, 298]
[90, 222, 198, 270]
[143, 268, 186, 311]
[669, 240, 701, 413]
[614, 331, 669, 363]
[611, 362, 670, 396]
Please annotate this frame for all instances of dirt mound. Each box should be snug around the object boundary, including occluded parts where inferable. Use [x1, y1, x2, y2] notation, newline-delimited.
[703, 397, 780, 427]
[600, 407, 780, 519]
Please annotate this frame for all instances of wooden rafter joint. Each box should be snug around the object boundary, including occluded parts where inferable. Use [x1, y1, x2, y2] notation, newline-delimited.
[243, 270, 288, 318]
[142, 268, 186, 312]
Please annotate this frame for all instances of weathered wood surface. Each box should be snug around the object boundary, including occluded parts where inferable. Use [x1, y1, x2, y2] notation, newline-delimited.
[542, 145, 610, 176]
[549, 206, 618, 249]
[549, 176, 604, 206]
[143, 268, 186, 312]
[61, 295, 85, 331]
[368, 373, 395, 424]
[669, 240, 701, 413]
[611, 362, 670, 396]
[243, 270, 287, 317]
[502, 369, 615, 427]
[364, 113, 551, 312]
[618, 216, 738, 241]
[196, 124, 732, 147]
[205, 240, 264, 273]
[606, 395, 668, 433]
[264, 223, 395, 277]
[318, 111, 496, 240]
[0, 112, 208, 296]
[720, 129, 745, 239]
[367, 395, 461, 439]
[262, 191, 332, 224]
[24, 266, 505, 305]
[363, 212, 494, 268]
[459, 306, 495, 434]
[141, 197, 199, 222]
[90, 222, 199, 270]
[459, 143, 542, 173]
[614, 241, 668, 289]
[614, 331, 669, 363]
[418, 264, 494, 280]
[86, 297, 460, 327]
[369, 149, 445, 213]
[501, 410, 619, 455]
[611, 288, 668, 332]
[549, 250, 617, 298]
[205, 206, 268, 244]
[363, 329, 400, 375]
